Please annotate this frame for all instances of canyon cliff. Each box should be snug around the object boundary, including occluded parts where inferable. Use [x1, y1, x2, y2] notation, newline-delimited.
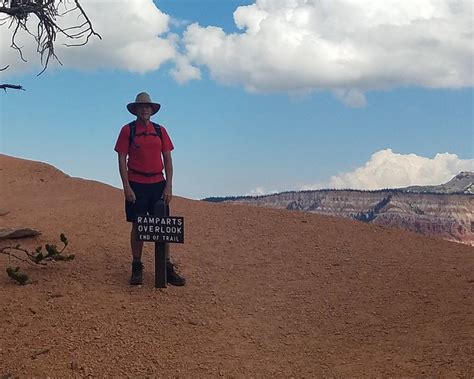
[205, 173, 474, 245]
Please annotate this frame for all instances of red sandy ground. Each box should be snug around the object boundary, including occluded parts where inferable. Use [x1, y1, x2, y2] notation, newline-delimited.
[0, 154, 473, 377]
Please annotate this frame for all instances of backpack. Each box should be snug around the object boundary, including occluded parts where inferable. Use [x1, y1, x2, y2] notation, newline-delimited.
[128, 120, 162, 148]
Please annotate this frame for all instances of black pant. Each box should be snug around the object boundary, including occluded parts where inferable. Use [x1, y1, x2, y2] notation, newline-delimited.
[125, 181, 170, 222]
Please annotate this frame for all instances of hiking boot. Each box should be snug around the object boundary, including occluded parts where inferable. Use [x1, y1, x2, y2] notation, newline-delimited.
[166, 262, 186, 286]
[130, 262, 143, 285]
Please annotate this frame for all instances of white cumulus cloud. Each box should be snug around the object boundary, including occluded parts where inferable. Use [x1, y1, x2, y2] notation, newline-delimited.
[181, 0, 474, 104]
[302, 149, 474, 190]
[170, 54, 201, 84]
[2, 0, 472, 101]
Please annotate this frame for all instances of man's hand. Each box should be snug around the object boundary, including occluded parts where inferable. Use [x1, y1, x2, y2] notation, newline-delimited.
[163, 184, 172, 205]
[124, 186, 136, 203]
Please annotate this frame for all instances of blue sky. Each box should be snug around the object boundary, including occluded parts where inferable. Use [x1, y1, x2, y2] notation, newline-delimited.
[0, 0, 473, 199]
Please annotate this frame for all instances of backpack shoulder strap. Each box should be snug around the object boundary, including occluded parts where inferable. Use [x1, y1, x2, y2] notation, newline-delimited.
[151, 122, 162, 138]
[128, 120, 136, 147]
[128, 121, 161, 147]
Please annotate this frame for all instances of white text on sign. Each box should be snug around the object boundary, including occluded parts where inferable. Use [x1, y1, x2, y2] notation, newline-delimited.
[136, 215, 185, 244]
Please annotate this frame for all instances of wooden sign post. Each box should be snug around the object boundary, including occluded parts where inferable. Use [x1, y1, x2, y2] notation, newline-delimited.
[136, 201, 184, 288]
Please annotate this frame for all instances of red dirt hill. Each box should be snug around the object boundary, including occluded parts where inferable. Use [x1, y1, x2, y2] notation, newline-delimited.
[0, 154, 473, 377]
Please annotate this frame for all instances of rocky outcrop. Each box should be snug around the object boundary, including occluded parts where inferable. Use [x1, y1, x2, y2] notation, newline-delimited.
[371, 193, 473, 244]
[0, 227, 41, 240]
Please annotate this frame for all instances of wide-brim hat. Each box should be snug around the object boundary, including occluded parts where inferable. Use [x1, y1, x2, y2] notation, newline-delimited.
[127, 92, 161, 116]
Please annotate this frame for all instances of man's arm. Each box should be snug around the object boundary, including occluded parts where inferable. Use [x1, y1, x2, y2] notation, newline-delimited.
[118, 152, 135, 202]
[163, 151, 173, 204]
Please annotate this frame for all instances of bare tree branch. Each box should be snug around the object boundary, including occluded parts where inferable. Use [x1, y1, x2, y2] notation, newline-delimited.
[0, 0, 101, 90]
[0, 84, 25, 91]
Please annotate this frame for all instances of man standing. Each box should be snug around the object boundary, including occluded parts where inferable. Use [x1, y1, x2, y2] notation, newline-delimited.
[114, 92, 186, 286]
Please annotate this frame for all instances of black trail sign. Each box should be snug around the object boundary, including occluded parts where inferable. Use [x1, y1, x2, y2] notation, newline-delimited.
[135, 200, 185, 288]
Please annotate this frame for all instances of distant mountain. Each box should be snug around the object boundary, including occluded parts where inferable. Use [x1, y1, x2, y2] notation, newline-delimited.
[403, 171, 473, 194]
[203, 173, 474, 245]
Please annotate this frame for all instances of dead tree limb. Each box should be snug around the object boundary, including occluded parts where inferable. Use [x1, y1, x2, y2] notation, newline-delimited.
[0, 84, 25, 91]
[0, 0, 101, 90]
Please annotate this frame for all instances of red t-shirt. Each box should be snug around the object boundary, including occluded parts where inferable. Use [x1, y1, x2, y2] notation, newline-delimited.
[114, 120, 174, 184]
